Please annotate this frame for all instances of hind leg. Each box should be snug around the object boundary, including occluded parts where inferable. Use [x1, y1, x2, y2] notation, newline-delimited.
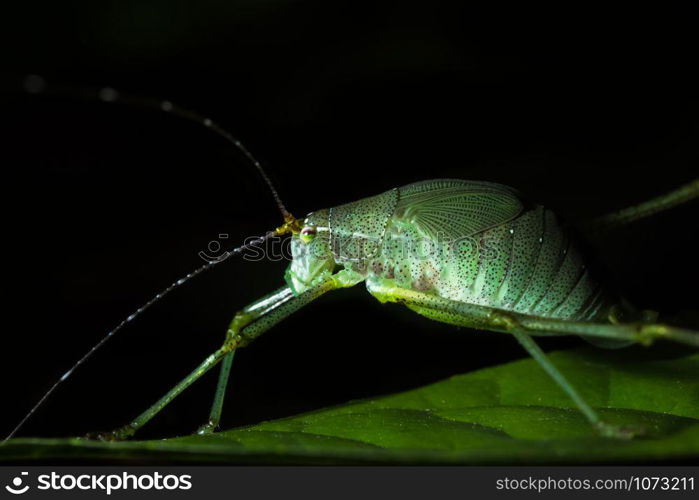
[366, 279, 697, 437]
[508, 328, 638, 438]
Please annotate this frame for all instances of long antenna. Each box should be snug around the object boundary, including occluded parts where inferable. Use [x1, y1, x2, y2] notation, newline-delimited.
[20, 74, 292, 218]
[4, 75, 303, 441]
[3, 233, 283, 442]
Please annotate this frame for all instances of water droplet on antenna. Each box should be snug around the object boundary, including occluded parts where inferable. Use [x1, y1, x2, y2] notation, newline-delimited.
[24, 74, 46, 94]
[99, 87, 119, 102]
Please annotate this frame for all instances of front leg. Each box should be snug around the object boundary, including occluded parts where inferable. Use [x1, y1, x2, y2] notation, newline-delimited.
[198, 269, 364, 434]
[90, 278, 345, 441]
[198, 286, 295, 434]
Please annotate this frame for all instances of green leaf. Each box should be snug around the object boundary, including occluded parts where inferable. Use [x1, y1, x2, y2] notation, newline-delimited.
[2, 348, 698, 464]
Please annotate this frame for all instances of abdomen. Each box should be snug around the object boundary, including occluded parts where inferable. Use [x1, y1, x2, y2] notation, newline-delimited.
[368, 205, 613, 321]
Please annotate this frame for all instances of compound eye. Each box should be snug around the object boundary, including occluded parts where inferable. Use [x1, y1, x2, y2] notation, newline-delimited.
[300, 225, 317, 244]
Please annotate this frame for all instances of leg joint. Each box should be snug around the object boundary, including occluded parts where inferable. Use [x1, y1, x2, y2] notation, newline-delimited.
[635, 323, 668, 346]
[487, 310, 520, 331]
[227, 310, 255, 347]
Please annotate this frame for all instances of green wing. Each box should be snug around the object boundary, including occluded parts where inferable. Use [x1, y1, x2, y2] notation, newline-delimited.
[394, 179, 524, 241]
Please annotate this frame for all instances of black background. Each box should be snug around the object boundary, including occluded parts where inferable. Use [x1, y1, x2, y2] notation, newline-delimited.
[1, 2, 697, 443]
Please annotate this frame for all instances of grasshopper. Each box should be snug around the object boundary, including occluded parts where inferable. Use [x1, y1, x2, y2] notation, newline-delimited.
[6, 78, 699, 441]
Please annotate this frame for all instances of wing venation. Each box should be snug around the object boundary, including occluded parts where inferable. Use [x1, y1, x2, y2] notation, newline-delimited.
[395, 179, 524, 240]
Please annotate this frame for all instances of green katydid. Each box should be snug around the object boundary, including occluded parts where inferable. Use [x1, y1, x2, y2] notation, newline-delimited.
[5, 82, 699, 442]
